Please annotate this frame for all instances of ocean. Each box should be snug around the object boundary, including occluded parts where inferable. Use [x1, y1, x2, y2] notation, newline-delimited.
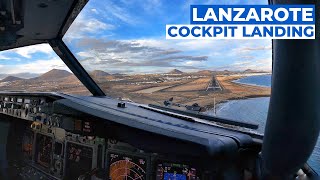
[206, 75, 320, 174]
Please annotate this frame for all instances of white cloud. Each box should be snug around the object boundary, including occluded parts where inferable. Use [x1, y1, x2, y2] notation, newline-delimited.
[0, 54, 10, 60]
[141, 0, 162, 14]
[107, 10, 134, 24]
[74, 37, 272, 72]
[91, 8, 98, 14]
[135, 39, 259, 56]
[83, 19, 113, 33]
[233, 45, 272, 54]
[175, 39, 224, 51]
[77, 51, 93, 58]
[64, 15, 114, 40]
[12, 44, 53, 58]
[0, 58, 69, 74]
[218, 58, 272, 71]
[184, 60, 203, 66]
[183, 0, 267, 9]
[134, 39, 224, 52]
[132, 39, 171, 48]
[100, 1, 141, 25]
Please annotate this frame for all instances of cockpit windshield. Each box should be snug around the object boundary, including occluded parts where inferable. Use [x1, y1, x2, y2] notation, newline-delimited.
[63, 1, 320, 171]
[63, 0, 272, 119]
[0, 0, 317, 174]
[0, 44, 90, 95]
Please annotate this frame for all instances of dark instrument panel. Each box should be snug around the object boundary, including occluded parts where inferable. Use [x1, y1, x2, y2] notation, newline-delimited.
[35, 133, 53, 168]
[7, 123, 202, 180]
[22, 130, 34, 161]
[0, 93, 260, 180]
[65, 142, 94, 179]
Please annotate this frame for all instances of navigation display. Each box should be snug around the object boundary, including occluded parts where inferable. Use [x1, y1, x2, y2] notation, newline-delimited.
[156, 163, 198, 180]
[35, 133, 53, 168]
[108, 153, 146, 180]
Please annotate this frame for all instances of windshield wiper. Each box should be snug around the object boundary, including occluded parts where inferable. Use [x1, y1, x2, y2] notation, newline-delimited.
[149, 100, 259, 130]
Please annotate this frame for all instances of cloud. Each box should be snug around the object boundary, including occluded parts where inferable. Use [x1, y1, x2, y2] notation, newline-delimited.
[0, 44, 71, 75]
[0, 73, 40, 79]
[76, 38, 170, 58]
[82, 19, 113, 33]
[100, 1, 141, 25]
[91, 8, 98, 14]
[183, 0, 267, 9]
[185, 60, 204, 66]
[72, 35, 274, 73]
[147, 39, 269, 56]
[241, 56, 255, 60]
[77, 51, 93, 58]
[217, 58, 272, 71]
[0, 54, 10, 60]
[155, 55, 208, 62]
[60, 0, 272, 72]
[0, 1, 273, 77]
[64, 15, 114, 40]
[175, 40, 224, 51]
[157, 49, 182, 55]
[0, 58, 69, 74]
[234, 46, 272, 53]
[141, 0, 163, 14]
[98, 0, 162, 24]
[12, 44, 53, 58]
[231, 39, 271, 54]
[74, 38, 209, 72]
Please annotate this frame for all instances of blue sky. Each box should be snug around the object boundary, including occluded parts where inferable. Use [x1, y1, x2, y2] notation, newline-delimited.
[0, 0, 271, 76]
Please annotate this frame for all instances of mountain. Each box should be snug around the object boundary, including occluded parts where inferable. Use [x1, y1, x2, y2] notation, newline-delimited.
[243, 69, 267, 73]
[168, 69, 183, 74]
[243, 69, 256, 73]
[0, 73, 39, 79]
[35, 69, 72, 81]
[112, 73, 125, 76]
[60, 74, 80, 84]
[0, 76, 24, 82]
[90, 70, 110, 77]
[197, 70, 213, 75]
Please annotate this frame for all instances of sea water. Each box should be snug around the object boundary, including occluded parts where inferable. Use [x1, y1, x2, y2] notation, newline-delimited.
[233, 74, 272, 87]
[206, 75, 320, 173]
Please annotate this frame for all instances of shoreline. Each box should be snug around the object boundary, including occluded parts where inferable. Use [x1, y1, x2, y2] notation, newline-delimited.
[232, 74, 271, 88]
[106, 73, 272, 109]
[232, 81, 271, 88]
[204, 94, 271, 111]
[202, 75, 271, 110]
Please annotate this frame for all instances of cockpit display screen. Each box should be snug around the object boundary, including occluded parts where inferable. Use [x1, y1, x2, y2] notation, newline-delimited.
[156, 163, 198, 180]
[65, 142, 93, 180]
[108, 153, 146, 180]
[35, 133, 53, 168]
[22, 130, 34, 160]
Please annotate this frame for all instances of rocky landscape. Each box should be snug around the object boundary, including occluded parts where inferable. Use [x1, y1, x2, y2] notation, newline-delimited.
[0, 69, 271, 109]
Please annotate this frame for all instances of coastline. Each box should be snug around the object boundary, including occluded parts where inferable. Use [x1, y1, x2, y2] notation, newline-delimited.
[232, 74, 271, 88]
[115, 73, 272, 109]
[205, 94, 271, 111]
[232, 81, 271, 88]
[199, 74, 271, 111]
[203, 75, 319, 174]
